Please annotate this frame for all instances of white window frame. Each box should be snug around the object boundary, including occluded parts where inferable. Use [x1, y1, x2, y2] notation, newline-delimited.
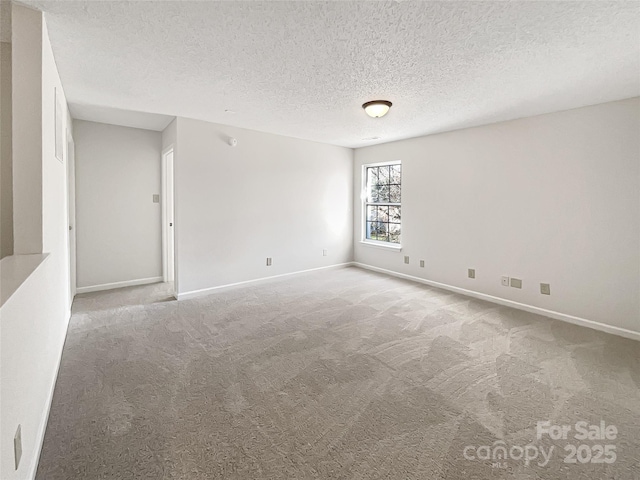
[361, 160, 402, 250]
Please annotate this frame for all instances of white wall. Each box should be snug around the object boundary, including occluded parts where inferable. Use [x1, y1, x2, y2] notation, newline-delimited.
[10, 5, 41, 254]
[74, 120, 162, 290]
[0, 6, 72, 479]
[41, 16, 71, 305]
[1, 41, 12, 258]
[354, 98, 640, 336]
[174, 117, 353, 296]
[0, 255, 65, 480]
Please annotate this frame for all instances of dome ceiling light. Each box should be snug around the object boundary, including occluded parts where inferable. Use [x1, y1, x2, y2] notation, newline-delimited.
[362, 100, 392, 118]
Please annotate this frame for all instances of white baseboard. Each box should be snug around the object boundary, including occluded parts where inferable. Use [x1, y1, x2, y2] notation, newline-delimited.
[353, 262, 640, 342]
[76, 276, 163, 294]
[177, 263, 353, 301]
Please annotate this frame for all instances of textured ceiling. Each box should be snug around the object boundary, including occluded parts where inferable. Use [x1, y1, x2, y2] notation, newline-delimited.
[19, 0, 640, 147]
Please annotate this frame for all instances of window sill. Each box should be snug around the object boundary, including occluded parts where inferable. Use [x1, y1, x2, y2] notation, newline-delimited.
[359, 240, 402, 251]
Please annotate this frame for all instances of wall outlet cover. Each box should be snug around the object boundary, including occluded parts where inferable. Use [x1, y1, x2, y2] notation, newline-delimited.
[420, 260, 425, 268]
[501, 276, 510, 287]
[510, 277, 522, 289]
[404, 256, 409, 264]
[540, 283, 551, 295]
[266, 257, 272, 266]
[468, 268, 475, 279]
[152, 194, 160, 203]
[322, 249, 328, 256]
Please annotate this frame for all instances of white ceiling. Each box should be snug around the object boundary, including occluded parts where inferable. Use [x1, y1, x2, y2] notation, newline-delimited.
[17, 0, 640, 147]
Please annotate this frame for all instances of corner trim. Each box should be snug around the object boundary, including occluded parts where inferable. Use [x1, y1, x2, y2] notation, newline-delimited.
[176, 263, 353, 301]
[76, 276, 163, 294]
[353, 262, 640, 342]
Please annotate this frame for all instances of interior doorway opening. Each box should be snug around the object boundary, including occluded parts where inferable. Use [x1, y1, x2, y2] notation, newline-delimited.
[161, 147, 175, 292]
[67, 132, 76, 304]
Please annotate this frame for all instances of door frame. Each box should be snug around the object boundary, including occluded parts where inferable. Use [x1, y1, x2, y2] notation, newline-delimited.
[161, 146, 175, 287]
[67, 130, 76, 303]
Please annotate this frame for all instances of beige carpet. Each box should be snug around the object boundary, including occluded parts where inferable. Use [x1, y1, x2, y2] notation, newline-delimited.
[36, 267, 640, 479]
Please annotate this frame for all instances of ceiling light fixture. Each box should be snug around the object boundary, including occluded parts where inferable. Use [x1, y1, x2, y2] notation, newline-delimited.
[362, 100, 392, 118]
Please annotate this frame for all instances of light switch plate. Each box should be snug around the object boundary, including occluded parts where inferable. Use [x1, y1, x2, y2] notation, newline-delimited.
[510, 277, 522, 289]
[540, 283, 551, 295]
[14, 425, 21, 470]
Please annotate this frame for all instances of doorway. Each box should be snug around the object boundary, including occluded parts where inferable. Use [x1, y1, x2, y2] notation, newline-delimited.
[67, 132, 76, 304]
[161, 147, 175, 290]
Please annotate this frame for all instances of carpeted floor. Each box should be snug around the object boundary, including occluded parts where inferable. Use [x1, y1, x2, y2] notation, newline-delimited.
[36, 267, 640, 479]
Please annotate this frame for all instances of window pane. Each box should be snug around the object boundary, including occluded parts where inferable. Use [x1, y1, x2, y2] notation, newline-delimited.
[376, 206, 389, 222]
[367, 167, 378, 187]
[367, 221, 382, 240]
[390, 164, 401, 183]
[389, 206, 401, 222]
[366, 168, 377, 202]
[370, 221, 385, 240]
[389, 223, 401, 244]
[371, 223, 389, 242]
[376, 184, 390, 203]
[367, 205, 377, 222]
[378, 165, 390, 185]
[390, 184, 401, 203]
[369, 185, 379, 203]
[366, 221, 374, 239]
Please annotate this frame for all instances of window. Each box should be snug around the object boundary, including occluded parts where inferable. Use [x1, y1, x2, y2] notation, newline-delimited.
[363, 162, 401, 245]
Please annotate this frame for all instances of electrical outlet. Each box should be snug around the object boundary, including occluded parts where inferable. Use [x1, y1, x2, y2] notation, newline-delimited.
[540, 283, 551, 295]
[404, 256, 409, 264]
[510, 277, 522, 289]
[322, 249, 328, 257]
[468, 268, 475, 279]
[501, 276, 510, 287]
[152, 194, 160, 203]
[14, 425, 21, 470]
[266, 257, 272, 266]
[420, 260, 425, 268]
